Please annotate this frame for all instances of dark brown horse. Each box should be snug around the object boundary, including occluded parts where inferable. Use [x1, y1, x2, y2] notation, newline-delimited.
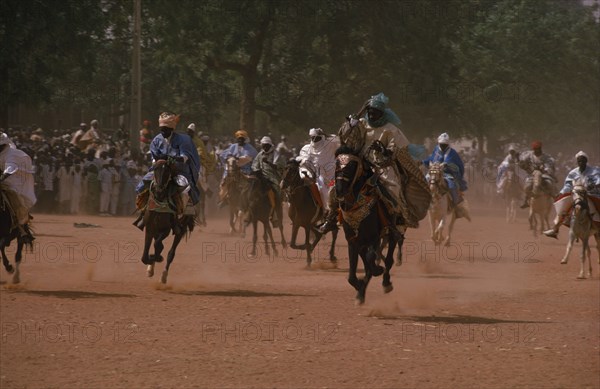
[140, 157, 195, 284]
[335, 147, 400, 304]
[281, 159, 337, 267]
[0, 188, 33, 284]
[244, 170, 279, 257]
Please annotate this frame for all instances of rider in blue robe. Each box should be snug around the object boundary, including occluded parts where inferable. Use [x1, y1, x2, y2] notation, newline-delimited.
[133, 112, 201, 230]
[423, 133, 468, 205]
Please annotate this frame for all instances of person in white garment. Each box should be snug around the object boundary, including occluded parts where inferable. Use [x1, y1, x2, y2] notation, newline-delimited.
[56, 161, 73, 213]
[296, 128, 340, 215]
[543, 151, 600, 239]
[98, 159, 113, 215]
[0, 133, 36, 242]
[70, 161, 83, 214]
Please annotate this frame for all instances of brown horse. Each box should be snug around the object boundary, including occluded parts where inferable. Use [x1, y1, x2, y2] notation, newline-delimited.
[281, 159, 337, 267]
[140, 158, 195, 284]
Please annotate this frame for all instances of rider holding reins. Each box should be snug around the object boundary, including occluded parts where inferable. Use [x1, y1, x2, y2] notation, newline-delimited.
[133, 112, 201, 230]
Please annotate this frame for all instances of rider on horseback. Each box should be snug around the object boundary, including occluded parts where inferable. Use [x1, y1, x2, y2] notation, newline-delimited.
[252, 136, 286, 227]
[423, 133, 468, 206]
[297, 127, 340, 225]
[133, 112, 201, 230]
[321, 92, 426, 238]
[496, 144, 521, 193]
[543, 151, 600, 239]
[519, 141, 557, 209]
[0, 133, 36, 243]
[218, 130, 258, 207]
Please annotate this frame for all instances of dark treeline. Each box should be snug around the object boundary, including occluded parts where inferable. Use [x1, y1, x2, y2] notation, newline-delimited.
[1, 0, 598, 156]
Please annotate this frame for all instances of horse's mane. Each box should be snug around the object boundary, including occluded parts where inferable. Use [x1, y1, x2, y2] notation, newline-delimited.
[335, 145, 357, 157]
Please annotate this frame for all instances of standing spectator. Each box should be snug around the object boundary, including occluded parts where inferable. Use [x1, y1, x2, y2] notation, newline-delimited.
[37, 154, 55, 212]
[71, 123, 87, 146]
[85, 164, 100, 214]
[56, 161, 73, 213]
[119, 160, 138, 215]
[98, 160, 113, 215]
[109, 160, 120, 215]
[70, 161, 83, 214]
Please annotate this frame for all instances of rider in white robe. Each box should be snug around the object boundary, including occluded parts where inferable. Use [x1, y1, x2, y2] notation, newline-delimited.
[543, 151, 600, 239]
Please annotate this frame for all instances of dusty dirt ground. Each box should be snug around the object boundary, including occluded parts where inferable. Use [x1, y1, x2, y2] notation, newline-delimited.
[1, 204, 599, 389]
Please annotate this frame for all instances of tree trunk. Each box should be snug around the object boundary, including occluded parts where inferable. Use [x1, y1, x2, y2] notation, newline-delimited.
[240, 71, 257, 137]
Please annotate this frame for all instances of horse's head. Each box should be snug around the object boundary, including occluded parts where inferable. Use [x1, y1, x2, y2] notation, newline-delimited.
[153, 158, 177, 200]
[531, 168, 544, 194]
[427, 162, 446, 195]
[338, 114, 366, 154]
[572, 180, 588, 216]
[335, 150, 364, 200]
[225, 156, 240, 176]
[281, 159, 301, 191]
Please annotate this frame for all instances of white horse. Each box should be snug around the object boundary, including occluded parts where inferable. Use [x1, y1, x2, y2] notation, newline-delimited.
[528, 169, 553, 237]
[560, 181, 600, 279]
[427, 162, 462, 246]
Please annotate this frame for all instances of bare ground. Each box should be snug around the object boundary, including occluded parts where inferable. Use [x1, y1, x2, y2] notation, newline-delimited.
[1, 205, 599, 389]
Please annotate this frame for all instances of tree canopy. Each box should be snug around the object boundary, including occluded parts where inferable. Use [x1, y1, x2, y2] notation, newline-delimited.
[2, 0, 598, 154]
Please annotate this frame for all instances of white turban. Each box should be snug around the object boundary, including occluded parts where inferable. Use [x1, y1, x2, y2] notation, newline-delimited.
[508, 144, 516, 152]
[309, 128, 325, 137]
[0, 133, 10, 145]
[437, 133, 450, 144]
[260, 136, 273, 145]
[126, 160, 137, 169]
[187, 123, 196, 131]
[575, 151, 588, 160]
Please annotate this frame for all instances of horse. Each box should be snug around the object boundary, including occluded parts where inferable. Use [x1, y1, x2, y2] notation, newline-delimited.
[335, 148, 399, 305]
[223, 156, 248, 236]
[560, 181, 600, 278]
[140, 157, 195, 284]
[499, 167, 522, 223]
[427, 162, 459, 246]
[528, 168, 553, 237]
[244, 169, 283, 258]
[0, 188, 33, 284]
[280, 159, 338, 267]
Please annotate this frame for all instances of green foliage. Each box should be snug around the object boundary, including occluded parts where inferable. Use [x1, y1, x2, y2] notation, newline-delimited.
[2, 0, 598, 151]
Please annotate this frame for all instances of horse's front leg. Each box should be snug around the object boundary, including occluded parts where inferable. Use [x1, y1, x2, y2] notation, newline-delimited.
[561, 232, 574, 264]
[290, 224, 304, 250]
[356, 247, 374, 305]
[162, 230, 185, 284]
[305, 226, 312, 268]
[577, 239, 590, 279]
[141, 230, 153, 265]
[264, 221, 277, 257]
[383, 233, 397, 293]
[0, 239, 14, 274]
[250, 220, 258, 257]
[278, 225, 287, 249]
[12, 239, 24, 284]
[444, 213, 457, 247]
[347, 245, 360, 291]
[329, 229, 338, 264]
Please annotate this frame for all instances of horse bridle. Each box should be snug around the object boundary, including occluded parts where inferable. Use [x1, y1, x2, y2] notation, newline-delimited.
[336, 154, 363, 190]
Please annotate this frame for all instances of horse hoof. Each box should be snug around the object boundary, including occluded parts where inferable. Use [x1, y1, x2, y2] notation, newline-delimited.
[147, 265, 154, 278]
[395, 259, 402, 267]
[560, 260, 568, 264]
[355, 297, 365, 306]
[5, 264, 14, 274]
[383, 284, 393, 294]
[161, 271, 168, 284]
[577, 275, 586, 279]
